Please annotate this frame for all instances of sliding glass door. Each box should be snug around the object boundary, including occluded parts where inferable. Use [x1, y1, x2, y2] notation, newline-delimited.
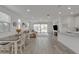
[34, 24, 48, 33]
[34, 24, 40, 33]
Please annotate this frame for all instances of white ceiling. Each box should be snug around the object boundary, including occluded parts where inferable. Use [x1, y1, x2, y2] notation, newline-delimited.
[1, 5, 79, 21]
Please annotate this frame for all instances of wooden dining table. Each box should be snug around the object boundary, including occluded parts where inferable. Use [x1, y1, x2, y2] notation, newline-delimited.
[0, 32, 20, 54]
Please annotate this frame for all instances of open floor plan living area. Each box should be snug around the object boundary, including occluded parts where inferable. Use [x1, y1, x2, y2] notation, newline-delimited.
[0, 5, 79, 54]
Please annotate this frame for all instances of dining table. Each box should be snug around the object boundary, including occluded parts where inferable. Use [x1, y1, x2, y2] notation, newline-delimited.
[0, 32, 20, 54]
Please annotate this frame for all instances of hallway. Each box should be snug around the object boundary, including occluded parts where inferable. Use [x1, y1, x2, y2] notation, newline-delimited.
[23, 35, 75, 54]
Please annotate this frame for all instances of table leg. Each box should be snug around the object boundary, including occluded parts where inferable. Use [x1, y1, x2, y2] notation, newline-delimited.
[14, 42, 17, 54]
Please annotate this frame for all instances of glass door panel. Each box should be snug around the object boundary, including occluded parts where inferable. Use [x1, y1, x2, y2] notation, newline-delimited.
[34, 24, 41, 33]
[34, 24, 48, 33]
[41, 24, 47, 33]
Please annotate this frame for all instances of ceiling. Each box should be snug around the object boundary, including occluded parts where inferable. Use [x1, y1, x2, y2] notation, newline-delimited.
[1, 5, 79, 22]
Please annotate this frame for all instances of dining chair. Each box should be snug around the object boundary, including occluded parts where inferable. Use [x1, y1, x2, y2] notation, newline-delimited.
[24, 32, 30, 46]
[0, 41, 14, 54]
[17, 32, 26, 53]
[8, 34, 19, 54]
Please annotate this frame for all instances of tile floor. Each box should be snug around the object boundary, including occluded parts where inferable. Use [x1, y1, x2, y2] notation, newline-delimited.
[23, 35, 75, 54]
[0, 34, 75, 54]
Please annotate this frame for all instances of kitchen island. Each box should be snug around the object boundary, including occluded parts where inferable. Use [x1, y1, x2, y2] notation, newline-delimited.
[58, 32, 79, 53]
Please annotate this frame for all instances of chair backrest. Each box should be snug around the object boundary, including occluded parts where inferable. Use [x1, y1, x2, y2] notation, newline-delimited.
[17, 32, 26, 45]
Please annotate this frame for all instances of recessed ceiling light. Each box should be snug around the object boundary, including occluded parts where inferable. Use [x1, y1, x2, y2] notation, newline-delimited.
[26, 9, 30, 12]
[18, 19, 21, 23]
[58, 12, 62, 14]
[67, 7, 72, 10]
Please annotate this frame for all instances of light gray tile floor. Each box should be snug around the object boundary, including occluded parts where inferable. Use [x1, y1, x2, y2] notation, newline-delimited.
[0, 35, 75, 54]
[23, 36, 75, 54]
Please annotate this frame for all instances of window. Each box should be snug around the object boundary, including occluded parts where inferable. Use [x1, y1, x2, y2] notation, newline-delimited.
[34, 24, 40, 33]
[34, 24, 47, 33]
[0, 12, 11, 33]
[41, 24, 47, 33]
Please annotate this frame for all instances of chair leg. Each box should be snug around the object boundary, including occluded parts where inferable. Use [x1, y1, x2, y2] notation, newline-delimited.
[0, 49, 2, 53]
[11, 45, 14, 54]
[20, 46, 22, 54]
[23, 44, 26, 50]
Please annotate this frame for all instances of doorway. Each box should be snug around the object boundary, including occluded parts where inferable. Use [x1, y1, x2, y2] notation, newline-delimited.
[34, 24, 48, 35]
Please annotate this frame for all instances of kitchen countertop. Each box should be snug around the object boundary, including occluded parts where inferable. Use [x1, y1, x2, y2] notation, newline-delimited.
[58, 32, 79, 53]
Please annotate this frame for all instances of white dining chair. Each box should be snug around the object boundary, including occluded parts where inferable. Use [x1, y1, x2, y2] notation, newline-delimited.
[0, 34, 20, 54]
[0, 41, 14, 54]
[24, 32, 30, 46]
[8, 34, 19, 54]
[17, 32, 26, 53]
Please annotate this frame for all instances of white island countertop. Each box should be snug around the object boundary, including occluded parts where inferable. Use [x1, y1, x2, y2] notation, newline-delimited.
[58, 32, 79, 54]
